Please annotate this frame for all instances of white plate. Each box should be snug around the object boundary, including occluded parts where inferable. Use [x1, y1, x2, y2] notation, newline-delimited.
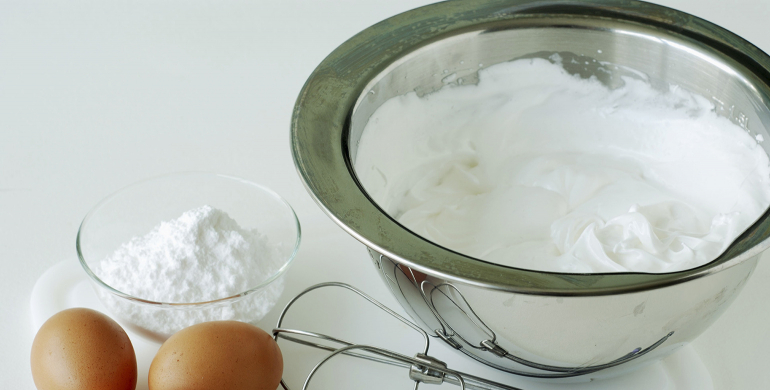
[31, 224, 714, 390]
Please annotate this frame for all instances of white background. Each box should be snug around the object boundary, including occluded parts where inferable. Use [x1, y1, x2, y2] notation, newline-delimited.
[2, 0, 769, 389]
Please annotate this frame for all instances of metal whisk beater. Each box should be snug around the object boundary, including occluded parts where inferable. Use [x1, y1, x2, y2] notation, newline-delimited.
[272, 282, 523, 390]
[271, 281, 673, 390]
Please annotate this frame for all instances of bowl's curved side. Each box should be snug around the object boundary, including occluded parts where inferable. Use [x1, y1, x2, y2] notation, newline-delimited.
[373, 250, 760, 380]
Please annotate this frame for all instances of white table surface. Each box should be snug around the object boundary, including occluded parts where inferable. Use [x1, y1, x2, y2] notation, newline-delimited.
[2, 0, 769, 389]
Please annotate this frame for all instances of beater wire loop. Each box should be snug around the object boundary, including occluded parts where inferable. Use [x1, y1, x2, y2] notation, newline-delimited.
[390, 263, 675, 378]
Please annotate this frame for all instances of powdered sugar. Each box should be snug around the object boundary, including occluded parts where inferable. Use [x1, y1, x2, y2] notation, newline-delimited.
[93, 205, 285, 338]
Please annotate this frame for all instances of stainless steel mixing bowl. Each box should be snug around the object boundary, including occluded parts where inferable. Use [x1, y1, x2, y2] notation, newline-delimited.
[291, 0, 770, 380]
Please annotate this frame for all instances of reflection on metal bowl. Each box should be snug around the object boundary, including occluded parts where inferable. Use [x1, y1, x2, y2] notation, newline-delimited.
[291, 0, 770, 381]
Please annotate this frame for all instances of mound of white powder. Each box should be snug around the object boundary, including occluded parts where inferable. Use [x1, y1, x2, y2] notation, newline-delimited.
[94, 205, 285, 338]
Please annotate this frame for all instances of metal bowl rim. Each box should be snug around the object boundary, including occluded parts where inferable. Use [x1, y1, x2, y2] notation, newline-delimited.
[291, 0, 770, 296]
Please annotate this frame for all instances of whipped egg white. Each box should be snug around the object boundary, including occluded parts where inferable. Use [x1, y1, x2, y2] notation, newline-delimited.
[355, 57, 770, 273]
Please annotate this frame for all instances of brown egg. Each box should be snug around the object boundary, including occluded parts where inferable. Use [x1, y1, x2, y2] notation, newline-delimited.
[149, 321, 283, 390]
[30, 307, 137, 390]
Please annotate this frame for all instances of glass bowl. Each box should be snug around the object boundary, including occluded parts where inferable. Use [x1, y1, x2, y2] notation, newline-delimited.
[77, 172, 300, 341]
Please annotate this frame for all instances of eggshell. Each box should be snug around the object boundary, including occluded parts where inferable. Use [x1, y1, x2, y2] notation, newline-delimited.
[30, 307, 137, 390]
[149, 321, 283, 390]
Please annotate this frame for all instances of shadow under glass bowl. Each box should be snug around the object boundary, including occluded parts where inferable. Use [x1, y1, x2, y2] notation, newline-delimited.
[77, 172, 300, 342]
[291, 0, 770, 381]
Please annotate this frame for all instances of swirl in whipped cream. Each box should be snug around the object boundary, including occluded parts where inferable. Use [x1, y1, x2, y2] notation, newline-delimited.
[355, 57, 770, 273]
